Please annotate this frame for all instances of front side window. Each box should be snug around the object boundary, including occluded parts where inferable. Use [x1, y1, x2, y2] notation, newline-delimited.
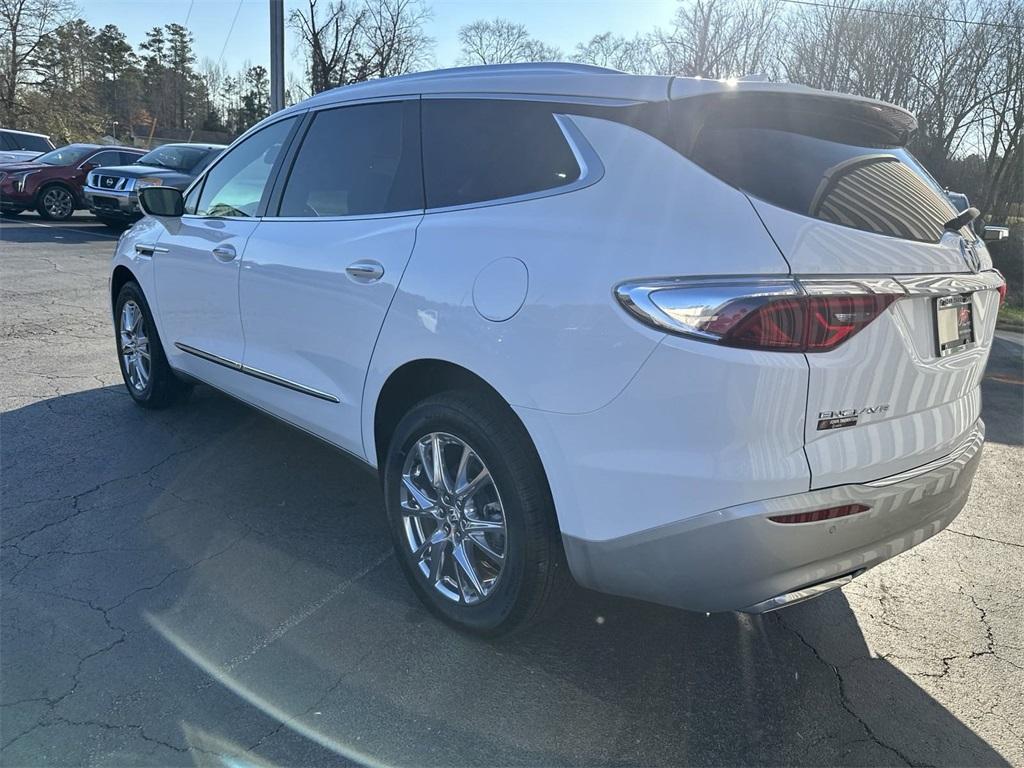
[421, 99, 581, 209]
[195, 117, 297, 218]
[137, 145, 209, 173]
[86, 150, 123, 168]
[278, 100, 422, 217]
[35, 144, 95, 166]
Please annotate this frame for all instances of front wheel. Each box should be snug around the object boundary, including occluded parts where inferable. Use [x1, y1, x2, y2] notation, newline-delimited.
[36, 184, 76, 220]
[114, 282, 191, 408]
[383, 391, 570, 636]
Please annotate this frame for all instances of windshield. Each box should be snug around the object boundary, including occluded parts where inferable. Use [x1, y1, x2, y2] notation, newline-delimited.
[136, 145, 209, 172]
[34, 144, 95, 166]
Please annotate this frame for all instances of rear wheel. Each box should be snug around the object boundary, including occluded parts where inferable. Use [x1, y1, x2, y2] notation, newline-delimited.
[383, 391, 570, 636]
[36, 184, 75, 220]
[114, 282, 191, 408]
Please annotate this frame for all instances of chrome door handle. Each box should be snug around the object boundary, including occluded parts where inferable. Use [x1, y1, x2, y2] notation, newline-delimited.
[212, 245, 237, 262]
[135, 243, 167, 256]
[345, 260, 384, 282]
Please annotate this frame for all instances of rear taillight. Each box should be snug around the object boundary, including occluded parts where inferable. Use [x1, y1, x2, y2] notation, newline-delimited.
[994, 270, 1007, 305]
[616, 278, 904, 352]
[768, 504, 870, 524]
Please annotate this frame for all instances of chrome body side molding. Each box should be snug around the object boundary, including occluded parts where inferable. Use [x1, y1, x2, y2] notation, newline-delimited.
[174, 342, 340, 403]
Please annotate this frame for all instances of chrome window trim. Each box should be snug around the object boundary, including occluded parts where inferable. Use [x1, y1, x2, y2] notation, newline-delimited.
[267, 209, 424, 223]
[423, 112, 605, 215]
[174, 342, 340, 403]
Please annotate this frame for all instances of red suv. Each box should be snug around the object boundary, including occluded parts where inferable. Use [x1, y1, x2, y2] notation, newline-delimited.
[0, 143, 144, 220]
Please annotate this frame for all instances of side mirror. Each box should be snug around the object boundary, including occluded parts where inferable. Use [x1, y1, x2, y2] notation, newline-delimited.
[983, 225, 1009, 242]
[139, 187, 184, 217]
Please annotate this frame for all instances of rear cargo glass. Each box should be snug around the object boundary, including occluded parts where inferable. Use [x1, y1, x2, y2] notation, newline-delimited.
[675, 96, 957, 243]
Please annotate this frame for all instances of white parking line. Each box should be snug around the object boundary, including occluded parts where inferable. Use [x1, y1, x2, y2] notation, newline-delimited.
[3, 218, 121, 239]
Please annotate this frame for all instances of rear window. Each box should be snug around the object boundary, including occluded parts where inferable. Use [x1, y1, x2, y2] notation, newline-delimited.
[2, 131, 51, 152]
[680, 98, 957, 243]
[422, 99, 581, 209]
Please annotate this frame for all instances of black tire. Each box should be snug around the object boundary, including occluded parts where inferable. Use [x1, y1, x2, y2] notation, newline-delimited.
[114, 281, 191, 408]
[36, 183, 76, 220]
[383, 390, 570, 636]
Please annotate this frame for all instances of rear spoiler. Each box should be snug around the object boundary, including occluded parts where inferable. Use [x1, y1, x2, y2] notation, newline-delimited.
[668, 78, 917, 148]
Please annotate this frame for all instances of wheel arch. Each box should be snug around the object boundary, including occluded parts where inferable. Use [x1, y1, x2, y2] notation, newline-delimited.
[110, 265, 138, 315]
[370, 359, 546, 484]
[36, 179, 79, 207]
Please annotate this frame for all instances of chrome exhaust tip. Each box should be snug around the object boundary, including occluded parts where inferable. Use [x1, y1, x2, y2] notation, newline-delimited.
[742, 570, 865, 614]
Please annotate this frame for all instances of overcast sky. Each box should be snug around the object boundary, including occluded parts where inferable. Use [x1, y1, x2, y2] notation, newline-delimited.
[80, 0, 677, 79]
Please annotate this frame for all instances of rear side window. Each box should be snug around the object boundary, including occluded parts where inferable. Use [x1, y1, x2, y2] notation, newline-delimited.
[2, 131, 51, 152]
[278, 100, 422, 217]
[422, 99, 581, 209]
[682, 99, 957, 243]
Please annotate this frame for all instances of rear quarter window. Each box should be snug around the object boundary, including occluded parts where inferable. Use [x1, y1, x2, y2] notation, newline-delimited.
[422, 99, 581, 209]
[680, 99, 957, 243]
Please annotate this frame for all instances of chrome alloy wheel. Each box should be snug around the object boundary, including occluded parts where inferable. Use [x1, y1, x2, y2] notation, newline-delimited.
[400, 432, 508, 605]
[120, 300, 151, 392]
[41, 186, 74, 219]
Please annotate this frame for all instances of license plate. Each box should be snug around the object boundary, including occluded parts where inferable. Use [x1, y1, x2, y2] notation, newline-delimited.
[94, 197, 117, 209]
[935, 294, 974, 357]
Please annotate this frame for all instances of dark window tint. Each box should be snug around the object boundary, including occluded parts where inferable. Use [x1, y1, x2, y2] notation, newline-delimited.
[87, 150, 124, 168]
[422, 99, 581, 208]
[279, 101, 422, 217]
[196, 117, 296, 218]
[0, 132, 14, 149]
[684, 100, 957, 243]
[2, 131, 51, 152]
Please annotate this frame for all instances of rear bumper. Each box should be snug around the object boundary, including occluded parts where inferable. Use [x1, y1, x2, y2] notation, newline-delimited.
[562, 420, 984, 613]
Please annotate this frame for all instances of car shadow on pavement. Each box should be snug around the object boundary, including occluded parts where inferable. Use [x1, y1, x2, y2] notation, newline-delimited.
[0, 384, 1010, 767]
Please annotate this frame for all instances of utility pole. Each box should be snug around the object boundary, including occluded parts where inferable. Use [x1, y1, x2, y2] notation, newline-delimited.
[269, 0, 285, 112]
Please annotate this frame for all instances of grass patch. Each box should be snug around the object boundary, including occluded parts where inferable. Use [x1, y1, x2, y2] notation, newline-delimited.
[998, 303, 1024, 330]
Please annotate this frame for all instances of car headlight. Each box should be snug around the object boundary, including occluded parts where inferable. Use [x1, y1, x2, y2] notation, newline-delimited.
[10, 170, 40, 192]
[135, 177, 164, 190]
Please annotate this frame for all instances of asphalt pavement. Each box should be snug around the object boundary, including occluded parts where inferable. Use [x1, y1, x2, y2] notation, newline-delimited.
[2, 212, 1022, 767]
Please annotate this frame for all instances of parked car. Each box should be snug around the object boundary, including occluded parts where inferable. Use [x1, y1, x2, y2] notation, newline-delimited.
[0, 143, 144, 220]
[111, 64, 1004, 635]
[0, 128, 54, 164]
[83, 143, 225, 227]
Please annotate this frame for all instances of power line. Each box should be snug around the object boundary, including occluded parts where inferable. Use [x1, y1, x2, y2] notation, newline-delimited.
[183, 0, 195, 26]
[778, 0, 1022, 30]
[215, 0, 245, 71]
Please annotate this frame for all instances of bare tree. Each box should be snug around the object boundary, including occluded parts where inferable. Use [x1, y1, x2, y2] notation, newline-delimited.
[290, 0, 368, 92]
[572, 32, 666, 74]
[0, 0, 74, 123]
[457, 18, 561, 65]
[363, 0, 432, 77]
[658, 0, 784, 78]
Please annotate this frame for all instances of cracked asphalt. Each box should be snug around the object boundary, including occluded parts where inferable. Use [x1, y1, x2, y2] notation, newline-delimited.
[1, 212, 1022, 767]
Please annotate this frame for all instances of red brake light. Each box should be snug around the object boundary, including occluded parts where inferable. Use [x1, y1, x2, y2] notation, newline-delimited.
[720, 294, 899, 352]
[768, 504, 870, 524]
[616, 278, 904, 352]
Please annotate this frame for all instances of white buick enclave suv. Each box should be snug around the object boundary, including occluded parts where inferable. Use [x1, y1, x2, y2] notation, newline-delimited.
[110, 64, 1004, 635]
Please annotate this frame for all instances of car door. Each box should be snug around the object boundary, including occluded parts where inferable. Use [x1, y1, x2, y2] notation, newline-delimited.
[237, 99, 424, 457]
[153, 116, 300, 391]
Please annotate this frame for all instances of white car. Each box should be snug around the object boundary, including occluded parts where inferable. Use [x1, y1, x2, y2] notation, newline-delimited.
[0, 127, 54, 164]
[110, 64, 1004, 635]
